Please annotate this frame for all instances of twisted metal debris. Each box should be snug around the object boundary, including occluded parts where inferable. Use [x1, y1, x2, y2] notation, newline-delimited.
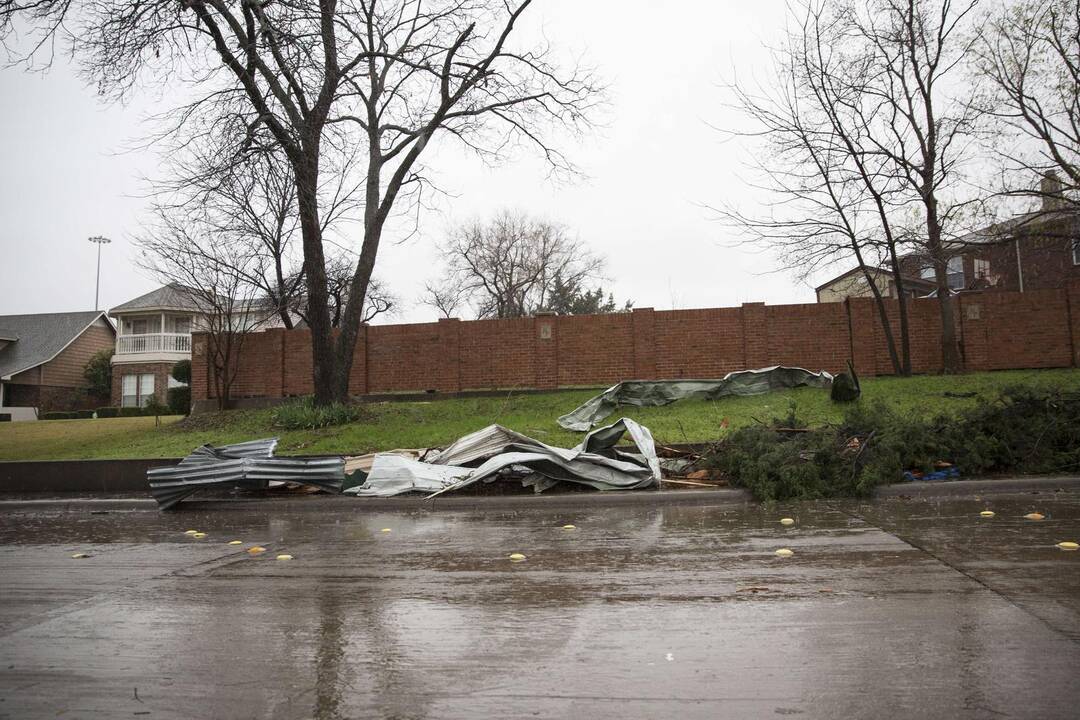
[148, 438, 344, 511]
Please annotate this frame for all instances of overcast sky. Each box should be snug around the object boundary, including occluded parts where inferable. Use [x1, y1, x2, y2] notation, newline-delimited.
[0, 1, 824, 323]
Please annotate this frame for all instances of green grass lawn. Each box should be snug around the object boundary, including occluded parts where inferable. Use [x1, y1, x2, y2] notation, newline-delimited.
[2, 368, 1079, 461]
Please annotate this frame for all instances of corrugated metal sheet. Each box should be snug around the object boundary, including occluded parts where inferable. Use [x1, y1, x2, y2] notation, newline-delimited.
[148, 438, 343, 510]
[345, 418, 661, 498]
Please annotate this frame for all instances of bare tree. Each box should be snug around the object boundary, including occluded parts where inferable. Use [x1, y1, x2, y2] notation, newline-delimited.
[284, 254, 396, 327]
[718, 2, 916, 375]
[722, 0, 985, 374]
[2, 0, 601, 404]
[137, 210, 273, 411]
[976, 0, 1080, 215]
[162, 144, 395, 329]
[849, 0, 987, 373]
[424, 211, 607, 319]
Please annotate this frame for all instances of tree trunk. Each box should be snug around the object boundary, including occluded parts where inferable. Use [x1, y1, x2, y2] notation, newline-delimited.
[294, 157, 341, 405]
[933, 263, 962, 373]
[852, 246, 903, 375]
[886, 246, 912, 375]
[925, 210, 962, 373]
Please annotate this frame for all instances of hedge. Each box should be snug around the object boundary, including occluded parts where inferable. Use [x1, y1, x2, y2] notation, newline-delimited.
[95, 407, 120, 418]
[40, 411, 78, 420]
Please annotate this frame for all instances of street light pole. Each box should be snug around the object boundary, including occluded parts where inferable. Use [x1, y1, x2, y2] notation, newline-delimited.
[88, 236, 111, 311]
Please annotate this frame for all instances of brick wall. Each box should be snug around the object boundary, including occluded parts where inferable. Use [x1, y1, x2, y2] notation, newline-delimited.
[192, 281, 1080, 402]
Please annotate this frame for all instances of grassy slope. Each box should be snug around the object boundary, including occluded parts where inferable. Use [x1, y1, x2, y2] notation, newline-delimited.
[2, 368, 1079, 461]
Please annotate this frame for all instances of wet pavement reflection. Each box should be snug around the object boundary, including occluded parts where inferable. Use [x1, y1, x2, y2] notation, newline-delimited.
[1, 493, 1078, 718]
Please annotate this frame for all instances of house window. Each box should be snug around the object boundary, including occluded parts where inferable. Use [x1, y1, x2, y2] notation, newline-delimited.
[920, 257, 966, 290]
[124, 317, 151, 335]
[166, 315, 192, 334]
[121, 374, 157, 407]
[122, 375, 138, 407]
[947, 257, 965, 290]
[973, 259, 990, 279]
[1073, 240, 1079, 266]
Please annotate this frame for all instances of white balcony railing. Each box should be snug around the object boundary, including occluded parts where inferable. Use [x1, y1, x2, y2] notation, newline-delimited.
[116, 333, 192, 355]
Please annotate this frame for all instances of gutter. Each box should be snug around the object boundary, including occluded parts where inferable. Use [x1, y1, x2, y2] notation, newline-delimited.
[1015, 238, 1024, 292]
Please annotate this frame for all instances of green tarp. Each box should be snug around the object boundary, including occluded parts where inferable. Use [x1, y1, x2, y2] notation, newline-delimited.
[557, 366, 835, 431]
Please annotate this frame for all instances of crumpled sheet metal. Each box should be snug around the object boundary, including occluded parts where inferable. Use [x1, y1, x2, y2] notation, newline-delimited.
[557, 366, 835, 431]
[148, 438, 344, 511]
[344, 417, 661, 498]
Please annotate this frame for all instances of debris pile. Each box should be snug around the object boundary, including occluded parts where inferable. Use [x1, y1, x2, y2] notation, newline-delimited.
[147, 438, 344, 511]
[344, 417, 661, 498]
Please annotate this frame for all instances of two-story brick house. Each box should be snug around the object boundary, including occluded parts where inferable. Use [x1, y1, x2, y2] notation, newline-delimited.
[108, 285, 201, 408]
[108, 284, 288, 408]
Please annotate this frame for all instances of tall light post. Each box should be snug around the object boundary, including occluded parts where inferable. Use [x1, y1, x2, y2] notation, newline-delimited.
[88, 236, 111, 311]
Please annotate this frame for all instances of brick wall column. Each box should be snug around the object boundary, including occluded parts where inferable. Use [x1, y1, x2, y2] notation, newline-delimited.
[437, 318, 462, 392]
[534, 312, 558, 389]
[1067, 279, 1080, 367]
[259, 329, 285, 398]
[741, 303, 768, 368]
[957, 294, 989, 371]
[631, 307, 657, 379]
[348, 325, 368, 396]
[845, 297, 879, 375]
[191, 333, 210, 401]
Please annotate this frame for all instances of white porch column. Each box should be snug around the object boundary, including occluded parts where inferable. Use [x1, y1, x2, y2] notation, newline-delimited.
[0, 381, 5, 408]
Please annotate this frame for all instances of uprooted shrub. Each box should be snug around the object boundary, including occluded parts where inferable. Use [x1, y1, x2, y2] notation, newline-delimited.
[272, 397, 372, 430]
[704, 387, 1080, 501]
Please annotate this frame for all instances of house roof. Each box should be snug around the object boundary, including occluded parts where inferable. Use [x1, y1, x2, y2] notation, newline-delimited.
[0, 311, 113, 380]
[109, 284, 202, 314]
[815, 266, 936, 293]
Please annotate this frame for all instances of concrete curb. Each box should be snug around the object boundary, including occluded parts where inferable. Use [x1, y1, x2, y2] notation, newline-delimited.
[874, 474, 1080, 497]
[1, 474, 1078, 512]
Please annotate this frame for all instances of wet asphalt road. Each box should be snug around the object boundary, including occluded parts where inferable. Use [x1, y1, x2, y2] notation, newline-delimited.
[1, 493, 1079, 719]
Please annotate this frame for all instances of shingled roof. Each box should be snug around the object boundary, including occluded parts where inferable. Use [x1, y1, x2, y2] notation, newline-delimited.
[108, 284, 202, 314]
[0, 311, 113, 379]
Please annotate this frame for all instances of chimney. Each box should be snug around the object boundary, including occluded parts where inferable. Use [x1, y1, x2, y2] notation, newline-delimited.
[1040, 170, 1065, 211]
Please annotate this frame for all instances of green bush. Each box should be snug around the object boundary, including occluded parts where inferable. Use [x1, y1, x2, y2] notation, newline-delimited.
[171, 360, 192, 386]
[272, 397, 371, 430]
[40, 411, 78, 420]
[167, 386, 192, 416]
[82, 349, 114, 398]
[705, 387, 1080, 501]
[75, 410, 94, 419]
[118, 406, 145, 417]
[95, 407, 120, 418]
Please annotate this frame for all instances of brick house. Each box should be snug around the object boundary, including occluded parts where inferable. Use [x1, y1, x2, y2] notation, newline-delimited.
[0, 311, 116, 418]
[109, 284, 288, 409]
[108, 285, 202, 408]
[897, 180, 1080, 294]
[819, 205, 1079, 303]
[815, 266, 936, 303]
